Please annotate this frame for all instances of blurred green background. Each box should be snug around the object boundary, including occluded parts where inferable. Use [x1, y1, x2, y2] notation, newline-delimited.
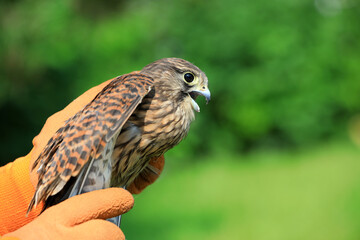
[1, 0, 360, 239]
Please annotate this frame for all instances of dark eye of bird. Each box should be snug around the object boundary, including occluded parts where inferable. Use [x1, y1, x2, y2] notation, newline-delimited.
[184, 73, 195, 83]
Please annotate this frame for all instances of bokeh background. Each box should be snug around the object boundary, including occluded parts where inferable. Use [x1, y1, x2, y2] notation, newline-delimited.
[1, 0, 360, 239]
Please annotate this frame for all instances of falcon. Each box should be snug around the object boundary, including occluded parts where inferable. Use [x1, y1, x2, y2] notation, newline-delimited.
[27, 58, 210, 217]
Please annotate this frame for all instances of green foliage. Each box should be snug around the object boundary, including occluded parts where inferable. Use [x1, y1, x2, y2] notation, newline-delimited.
[123, 142, 360, 239]
[1, 0, 360, 163]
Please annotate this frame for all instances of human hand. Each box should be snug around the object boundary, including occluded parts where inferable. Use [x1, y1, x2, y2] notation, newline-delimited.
[0, 77, 165, 235]
[2, 188, 134, 240]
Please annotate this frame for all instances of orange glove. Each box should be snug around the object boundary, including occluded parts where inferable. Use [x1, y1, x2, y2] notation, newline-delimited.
[2, 188, 134, 240]
[0, 76, 164, 235]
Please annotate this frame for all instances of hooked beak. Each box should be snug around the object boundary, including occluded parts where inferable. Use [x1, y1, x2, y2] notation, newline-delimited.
[189, 88, 211, 112]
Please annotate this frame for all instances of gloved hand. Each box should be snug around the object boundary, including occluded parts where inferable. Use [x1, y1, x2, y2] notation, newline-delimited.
[0, 76, 165, 235]
[2, 188, 134, 240]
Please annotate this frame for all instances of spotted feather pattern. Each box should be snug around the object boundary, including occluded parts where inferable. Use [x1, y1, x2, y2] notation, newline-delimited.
[28, 58, 210, 215]
[28, 73, 153, 212]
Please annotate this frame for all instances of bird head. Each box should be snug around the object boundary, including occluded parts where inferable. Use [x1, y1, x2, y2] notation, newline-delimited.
[140, 58, 210, 112]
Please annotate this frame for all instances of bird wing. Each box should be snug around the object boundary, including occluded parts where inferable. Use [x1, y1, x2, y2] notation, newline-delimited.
[28, 73, 154, 213]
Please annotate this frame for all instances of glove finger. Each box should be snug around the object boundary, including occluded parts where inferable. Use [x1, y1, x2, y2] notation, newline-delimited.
[69, 219, 125, 240]
[43, 188, 134, 226]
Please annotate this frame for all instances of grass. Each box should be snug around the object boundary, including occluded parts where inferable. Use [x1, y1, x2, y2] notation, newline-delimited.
[122, 140, 360, 240]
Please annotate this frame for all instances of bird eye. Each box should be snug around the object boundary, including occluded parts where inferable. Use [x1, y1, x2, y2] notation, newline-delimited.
[184, 72, 195, 83]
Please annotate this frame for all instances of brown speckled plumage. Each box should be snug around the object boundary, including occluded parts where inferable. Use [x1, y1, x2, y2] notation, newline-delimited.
[28, 58, 210, 214]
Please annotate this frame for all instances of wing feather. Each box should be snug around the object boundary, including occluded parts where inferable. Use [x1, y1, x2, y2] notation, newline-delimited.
[27, 73, 153, 213]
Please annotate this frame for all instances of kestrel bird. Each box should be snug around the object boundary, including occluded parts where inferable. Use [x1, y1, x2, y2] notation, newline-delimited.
[27, 58, 210, 218]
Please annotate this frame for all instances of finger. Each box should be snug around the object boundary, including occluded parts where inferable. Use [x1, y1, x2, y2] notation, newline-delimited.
[44, 188, 134, 226]
[69, 219, 125, 240]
